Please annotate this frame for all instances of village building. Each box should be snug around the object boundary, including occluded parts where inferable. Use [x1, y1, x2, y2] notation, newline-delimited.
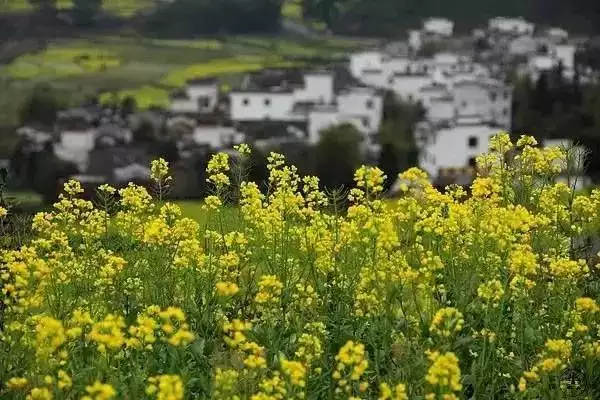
[422, 18, 455, 38]
[488, 17, 535, 36]
[229, 69, 383, 145]
[170, 78, 220, 115]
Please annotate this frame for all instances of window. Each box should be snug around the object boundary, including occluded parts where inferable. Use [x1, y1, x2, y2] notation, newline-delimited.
[468, 136, 478, 148]
[468, 157, 477, 167]
[366, 99, 374, 109]
[264, 98, 271, 107]
[502, 107, 509, 116]
[362, 117, 370, 128]
[198, 97, 210, 108]
[489, 92, 498, 102]
[461, 101, 468, 108]
[504, 91, 510, 100]
[242, 98, 249, 106]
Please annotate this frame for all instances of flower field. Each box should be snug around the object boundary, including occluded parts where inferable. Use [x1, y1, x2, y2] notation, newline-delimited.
[5, 46, 121, 80]
[0, 0, 154, 16]
[3, 134, 600, 399]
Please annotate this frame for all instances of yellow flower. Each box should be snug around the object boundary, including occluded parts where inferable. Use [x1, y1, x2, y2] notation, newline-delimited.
[575, 297, 600, 314]
[281, 359, 307, 387]
[146, 375, 184, 400]
[216, 281, 240, 296]
[82, 381, 116, 400]
[35, 316, 66, 358]
[0, 206, 8, 218]
[26, 387, 52, 400]
[234, 143, 251, 156]
[430, 308, 465, 338]
[57, 370, 72, 390]
[425, 351, 462, 394]
[7, 377, 28, 390]
[150, 158, 171, 183]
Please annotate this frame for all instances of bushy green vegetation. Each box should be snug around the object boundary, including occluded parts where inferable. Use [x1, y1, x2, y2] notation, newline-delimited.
[6, 46, 121, 79]
[0, 0, 153, 17]
[3, 138, 600, 399]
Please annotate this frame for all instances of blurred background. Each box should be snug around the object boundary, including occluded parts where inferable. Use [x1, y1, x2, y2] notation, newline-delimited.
[1, 0, 600, 213]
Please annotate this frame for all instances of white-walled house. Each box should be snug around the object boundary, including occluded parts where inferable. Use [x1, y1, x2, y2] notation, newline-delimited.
[452, 78, 512, 128]
[337, 87, 383, 133]
[230, 71, 336, 123]
[427, 96, 455, 126]
[488, 17, 534, 36]
[59, 129, 96, 153]
[423, 18, 454, 37]
[230, 71, 383, 145]
[293, 72, 335, 104]
[408, 30, 422, 53]
[307, 106, 364, 144]
[306, 87, 382, 144]
[509, 36, 539, 56]
[417, 118, 503, 178]
[170, 78, 219, 114]
[230, 90, 302, 122]
[546, 27, 569, 44]
[191, 125, 245, 148]
[389, 72, 431, 103]
[527, 55, 555, 81]
[553, 44, 576, 71]
[349, 51, 383, 78]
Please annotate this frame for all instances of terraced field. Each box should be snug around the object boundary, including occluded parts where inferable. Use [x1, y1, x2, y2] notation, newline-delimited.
[0, 35, 368, 124]
[0, 0, 155, 16]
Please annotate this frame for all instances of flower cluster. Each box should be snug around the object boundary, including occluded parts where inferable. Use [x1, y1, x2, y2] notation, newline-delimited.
[4, 137, 600, 399]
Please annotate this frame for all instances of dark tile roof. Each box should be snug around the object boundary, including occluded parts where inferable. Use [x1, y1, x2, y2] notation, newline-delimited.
[186, 77, 218, 86]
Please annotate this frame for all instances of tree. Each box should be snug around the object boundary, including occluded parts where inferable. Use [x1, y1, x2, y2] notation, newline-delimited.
[121, 96, 137, 118]
[377, 91, 421, 189]
[19, 84, 64, 128]
[72, 0, 102, 26]
[132, 117, 157, 143]
[315, 123, 362, 190]
[28, 0, 56, 14]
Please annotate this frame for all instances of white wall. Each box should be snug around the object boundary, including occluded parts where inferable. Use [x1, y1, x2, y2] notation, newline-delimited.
[293, 73, 334, 104]
[60, 130, 95, 152]
[171, 98, 199, 113]
[555, 44, 575, 70]
[509, 36, 538, 56]
[489, 87, 512, 128]
[418, 85, 449, 109]
[489, 17, 534, 35]
[408, 30, 422, 52]
[452, 82, 492, 120]
[423, 18, 454, 37]
[337, 89, 383, 133]
[390, 75, 431, 102]
[381, 57, 411, 77]
[186, 84, 219, 111]
[192, 126, 242, 149]
[307, 109, 364, 144]
[230, 92, 302, 122]
[427, 99, 455, 124]
[350, 51, 382, 78]
[359, 69, 385, 88]
[419, 124, 501, 177]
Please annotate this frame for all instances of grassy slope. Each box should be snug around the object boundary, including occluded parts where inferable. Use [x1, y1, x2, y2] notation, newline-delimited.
[0, 35, 366, 125]
[0, 0, 154, 16]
